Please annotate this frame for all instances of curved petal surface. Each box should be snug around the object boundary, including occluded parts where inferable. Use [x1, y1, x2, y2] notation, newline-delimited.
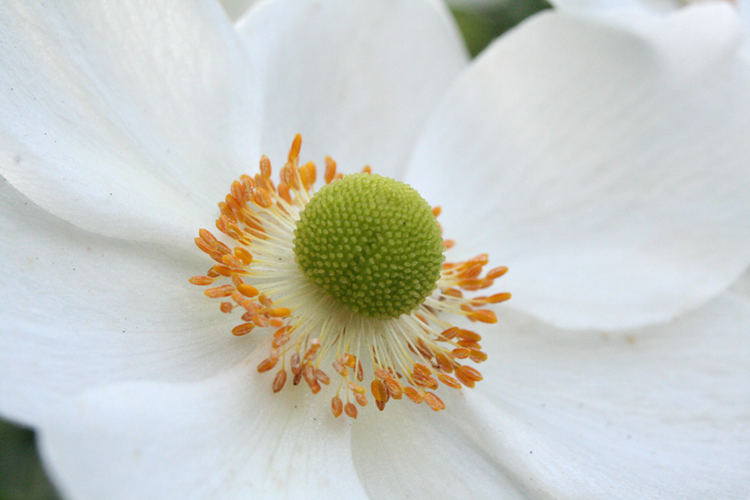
[0, 179, 255, 426]
[0, 1, 260, 248]
[237, 0, 468, 179]
[459, 293, 750, 498]
[407, 6, 750, 329]
[351, 392, 527, 499]
[38, 356, 367, 500]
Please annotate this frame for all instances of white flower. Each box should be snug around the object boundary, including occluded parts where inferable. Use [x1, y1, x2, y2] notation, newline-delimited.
[1, 0, 749, 498]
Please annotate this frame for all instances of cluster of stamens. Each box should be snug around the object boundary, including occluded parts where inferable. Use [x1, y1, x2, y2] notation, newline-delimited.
[190, 135, 509, 419]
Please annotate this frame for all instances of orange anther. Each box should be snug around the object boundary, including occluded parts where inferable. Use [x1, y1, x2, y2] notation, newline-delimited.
[268, 307, 291, 317]
[457, 329, 482, 342]
[199, 228, 218, 245]
[331, 396, 343, 418]
[257, 357, 278, 373]
[348, 382, 366, 395]
[288, 134, 302, 162]
[277, 183, 292, 204]
[260, 155, 272, 178]
[384, 378, 404, 399]
[440, 326, 460, 339]
[413, 363, 432, 378]
[423, 392, 445, 411]
[303, 339, 321, 361]
[468, 253, 489, 266]
[253, 189, 272, 208]
[219, 302, 233, 313]
[371, 379, 389, 403]
[315, 369, 330, 385]
[469, 349, 488, 363]
[300, 161, 317, 190]
[438, 373, 462, 389]
[204, 285, 235, 298]
[470, 309, 498, 324]
[361, 165, 372, 174]
[452, 348, 470, 359]
[210, 265, 233, 277]
[413, 373, 438, 390]
[344, 353, 357, 368]
[290, 353, 302, 375]
[332, 359, 347, 377]
[486, 266, 508, 279]
[443, 288, 463, 298]
[435, 352, 454, 373]
[221, 253, 244, 269]
[234, 247, 253, 265]
[258, 294, 273, 307]
[403, 386, 423, 404]
[487, 292, 511, 303]
[189, 275, 214, 286]
[273, 370, 287, 393]
[344, 402, 358, 419]
[355, 392, 368, 407]
[303, 365, 321, 394]
[194, 236, 214, 255]
[442, 239, 455, 249]
[324, 157, 337, 184]
[432, 206, 442, 217]
[236, 284, 258, 298]
[232, 323, 255, 336]
[456, 365, 483, 382]
[457, 339, 481, 350]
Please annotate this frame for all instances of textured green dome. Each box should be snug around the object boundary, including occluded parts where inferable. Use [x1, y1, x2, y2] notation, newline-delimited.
[293, 173, 444, 318]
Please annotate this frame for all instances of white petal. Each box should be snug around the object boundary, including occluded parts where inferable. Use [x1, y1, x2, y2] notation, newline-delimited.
[0, 0, 260, 248]
[0, 180, 254, 425]
[351, 394, 527, 499]
[466, 293, 750, 497]
[407, 6, 750, 329]
[38, 358, 368, 500]
[237, 0, 468, 179]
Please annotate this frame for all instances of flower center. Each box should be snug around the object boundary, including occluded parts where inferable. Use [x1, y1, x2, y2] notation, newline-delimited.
[189, 135, 510, 420]
[293, 173, 444, 318]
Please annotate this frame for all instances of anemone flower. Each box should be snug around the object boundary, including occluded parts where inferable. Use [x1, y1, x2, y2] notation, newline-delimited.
[1, 0, 749, 498]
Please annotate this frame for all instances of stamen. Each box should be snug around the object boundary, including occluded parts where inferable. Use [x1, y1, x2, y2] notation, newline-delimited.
[190, 135, 509, 419]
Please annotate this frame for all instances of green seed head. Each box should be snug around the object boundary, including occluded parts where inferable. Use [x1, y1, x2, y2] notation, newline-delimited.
[293, 173, 445, 318]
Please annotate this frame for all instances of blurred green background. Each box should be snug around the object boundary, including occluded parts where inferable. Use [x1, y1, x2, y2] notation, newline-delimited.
[0, 1, 549, 498]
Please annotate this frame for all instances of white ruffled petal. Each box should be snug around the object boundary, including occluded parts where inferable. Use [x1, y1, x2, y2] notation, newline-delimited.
[237, 0, 468, 179]
[407, 5, 750, 329]
[0, 0, 260, 248]
[38, 357, 367, 500]
[0, 180, 253, 426]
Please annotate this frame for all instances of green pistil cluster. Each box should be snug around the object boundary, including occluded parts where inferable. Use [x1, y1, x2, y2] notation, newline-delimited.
[293, 173, 444, 319]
